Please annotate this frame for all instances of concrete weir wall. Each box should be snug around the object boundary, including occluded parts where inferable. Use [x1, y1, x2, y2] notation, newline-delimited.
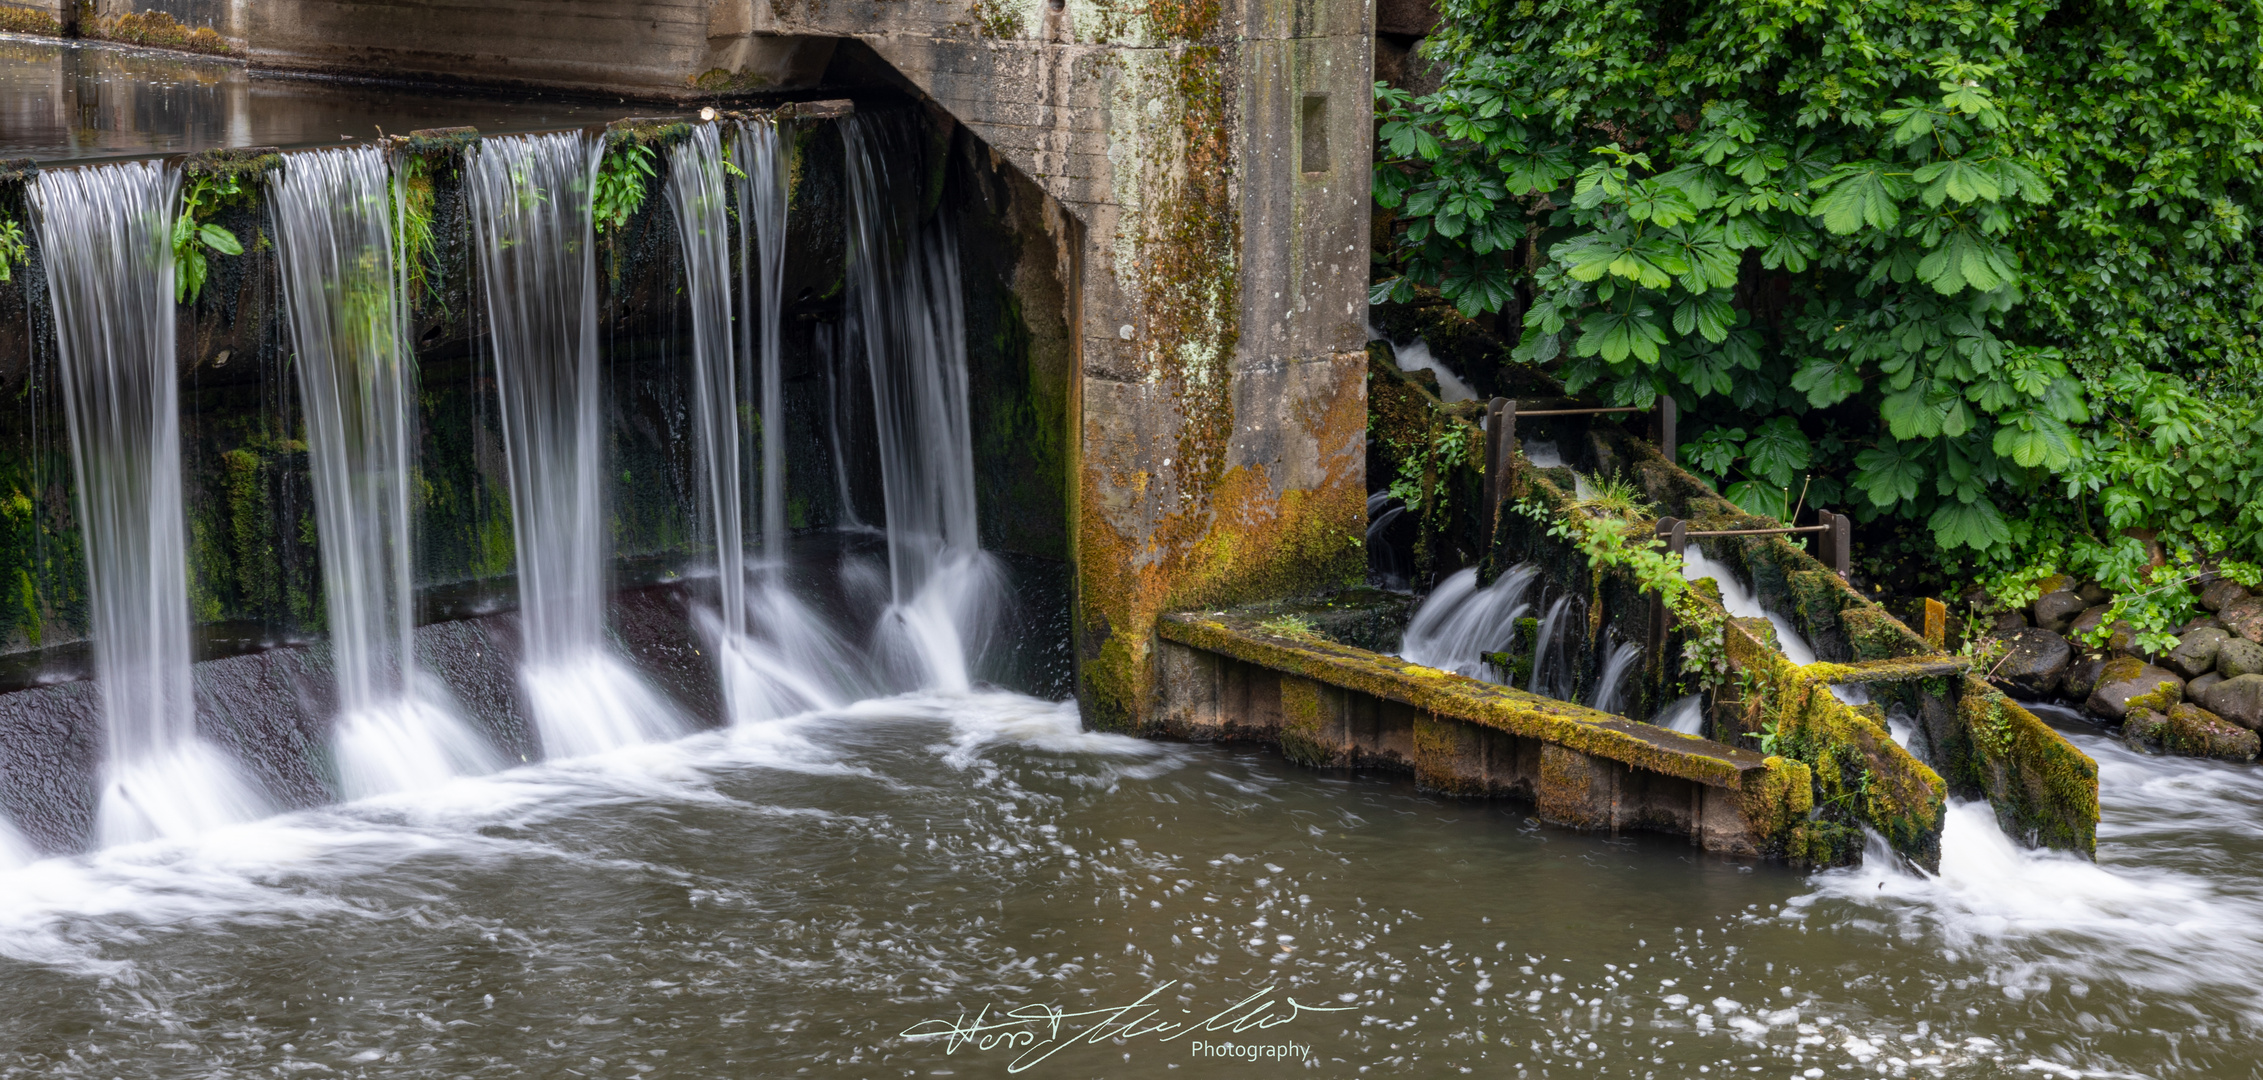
[71, 0, 1375, 730]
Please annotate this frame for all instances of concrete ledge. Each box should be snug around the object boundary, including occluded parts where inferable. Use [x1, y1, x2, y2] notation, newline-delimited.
[1159, 611, 1769, 788]
[1154, 611, 1801, 858]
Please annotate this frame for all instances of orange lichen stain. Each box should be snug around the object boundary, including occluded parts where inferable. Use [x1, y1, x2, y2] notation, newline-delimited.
[1079, 358, 1366, 732]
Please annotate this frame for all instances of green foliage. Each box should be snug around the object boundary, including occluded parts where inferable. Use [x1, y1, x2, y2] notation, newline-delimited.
[1373, 0, 2263, 571]
[389, 154, 439, 298]
[1257, 614, 1321, 640]
[174, 174, 244, 304]
[1513, 495, 1730, 688]
[1567, 471, 1654, 521]
[592, 141, 657, 235]
[1385, 419, 1475, 518]
[0, 216, 26, 283]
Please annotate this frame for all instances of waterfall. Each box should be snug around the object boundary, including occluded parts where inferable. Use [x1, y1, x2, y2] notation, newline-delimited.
[465, 132, 682, 757]
[1587, 638, 1643, 716]
[668, 121, 850, 723]
[1682, 547, 1817, 664]
[1657, 694, 1705, 735]
[27, 161, 271, 845]
[819, 322, 866, 531]
[268, 145, 500, 798]
[1400, 564, 1538, 681]
[1527, 594, 1574, 699]
[667, 124, 748, 634]
[842, 115, 1002, 692]
[735, 119, 791, 568]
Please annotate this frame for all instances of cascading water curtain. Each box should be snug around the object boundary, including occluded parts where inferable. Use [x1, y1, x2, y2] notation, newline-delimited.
[668, 120, 851, 722]
[665, 124, 746, 635]
[269, 145, 499, 798]
[841, 115, 1001, 692]
[735, 118, 791, 569]
[28, 161, 270, 845]
[466, 132, 681, 757]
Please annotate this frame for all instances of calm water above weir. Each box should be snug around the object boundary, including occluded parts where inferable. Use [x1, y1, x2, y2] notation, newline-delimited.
[0, 698, 2256, 1079]
[0, 36, 643, 161]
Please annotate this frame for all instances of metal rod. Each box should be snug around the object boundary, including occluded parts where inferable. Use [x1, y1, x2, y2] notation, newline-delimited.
[1512, 407, 1645, 417]
[1682, 525, 1831, 537]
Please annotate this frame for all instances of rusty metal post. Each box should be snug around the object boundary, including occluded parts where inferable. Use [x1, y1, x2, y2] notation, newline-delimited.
[1833, 511, 1853, 580]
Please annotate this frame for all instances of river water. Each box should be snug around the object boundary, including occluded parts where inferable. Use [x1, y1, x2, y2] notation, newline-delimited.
[0, 695, 2254, 1078]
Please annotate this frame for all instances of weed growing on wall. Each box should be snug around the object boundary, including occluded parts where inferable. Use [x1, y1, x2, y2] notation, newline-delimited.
[174, 174, 244, 304]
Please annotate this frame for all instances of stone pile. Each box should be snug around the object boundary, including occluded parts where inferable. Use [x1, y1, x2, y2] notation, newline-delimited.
[1985, 574, 2262, 763]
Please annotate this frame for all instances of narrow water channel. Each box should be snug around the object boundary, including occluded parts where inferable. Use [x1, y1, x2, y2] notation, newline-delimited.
[0, 697, 2252, 1078]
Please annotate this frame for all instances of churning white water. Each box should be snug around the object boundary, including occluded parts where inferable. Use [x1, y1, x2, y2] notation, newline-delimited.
[1796, 729, 2263, 1022]
[466, 132, 685, 756]
[1399, 564, 1538, 680]
[1683, 546, 1817, 664]
[1368, 323, 1476, 401]
[270, 145, 500, 797]
[27, 161, 270, 844]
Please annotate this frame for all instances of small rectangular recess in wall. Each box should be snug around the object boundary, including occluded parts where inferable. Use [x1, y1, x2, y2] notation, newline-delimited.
[1301, 95, 1330, 173]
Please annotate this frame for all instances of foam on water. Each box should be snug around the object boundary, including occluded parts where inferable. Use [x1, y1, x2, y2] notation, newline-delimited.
[0, 818, 33, 871]
[517, 652, 688, 761]
[330, 691, 507, 802]
[94, 740, 274, 848]
[1684, 546, 1817, 664]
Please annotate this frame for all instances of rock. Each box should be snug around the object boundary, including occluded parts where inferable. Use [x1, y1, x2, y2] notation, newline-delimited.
[2062, 656, 2108, 700]
[2218, 638, 2263, 679]
[2084, 659, 2185, 721]
[2220, 596, 2263, 643]
[2033, 573, 2078, 598]
[2121, 707, 2167, 752]
[2200, 578, 2251, 613]
[2164, 627, 2231, 679]
[2069, 604, 2111, 640]
[1988, 610, 2028, 637]
[2175, 615, 2226, 635]
[2161, 703, 2260, 762]
[1994, 629, 2071, 700]
[2077, 580, 2112, 607]
[2197, 674, 2263, 730]
[2033, 590, 2089, 635]
[2189, 672, 2224, 701]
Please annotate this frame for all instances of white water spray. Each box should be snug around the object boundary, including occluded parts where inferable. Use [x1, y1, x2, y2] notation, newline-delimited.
[29, 161, 271, 845]
[270, 145, 499, 798]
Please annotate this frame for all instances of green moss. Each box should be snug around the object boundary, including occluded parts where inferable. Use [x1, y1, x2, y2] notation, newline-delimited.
[1277, 676, 1335, 766]
[1949, 680, 2099, 854]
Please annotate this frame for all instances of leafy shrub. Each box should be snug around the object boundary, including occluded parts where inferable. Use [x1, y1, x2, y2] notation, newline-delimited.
[1372, 0, 2263, 578]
